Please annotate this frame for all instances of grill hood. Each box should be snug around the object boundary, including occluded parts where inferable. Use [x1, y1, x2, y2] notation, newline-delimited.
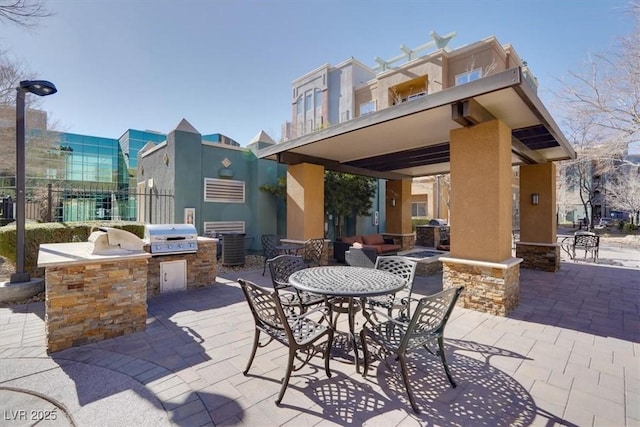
[87, 227, 145, 255]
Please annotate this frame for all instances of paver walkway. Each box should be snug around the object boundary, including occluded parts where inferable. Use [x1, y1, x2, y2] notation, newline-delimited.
[1, 261, 638, 426]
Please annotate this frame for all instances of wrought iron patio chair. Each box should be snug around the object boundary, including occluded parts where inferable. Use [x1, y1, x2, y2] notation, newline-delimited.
[360, 286, 464, 413]
[573, 233, 600, 261]
[560, 232, 600, 261]
[238, 278, 334, 405]
[344, 246, 376, 268]
[302, 238, 325, 267]
[261, 234, 280, 275]
[364, 256, 417, 318]
[268, 255, 325, 314]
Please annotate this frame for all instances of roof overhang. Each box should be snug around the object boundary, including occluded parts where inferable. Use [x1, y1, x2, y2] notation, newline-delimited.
[259, 67, 576, 179]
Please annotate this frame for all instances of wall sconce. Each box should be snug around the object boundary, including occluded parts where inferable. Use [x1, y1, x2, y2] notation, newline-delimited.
[390, 198, 396, 207]
[531, 193, 540, 205]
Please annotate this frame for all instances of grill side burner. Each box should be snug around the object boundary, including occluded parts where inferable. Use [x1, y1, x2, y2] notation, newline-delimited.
[144, 224, 198, 255]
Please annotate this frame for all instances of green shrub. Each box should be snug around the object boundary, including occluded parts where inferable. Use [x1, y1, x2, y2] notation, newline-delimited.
[0, 221, 146, 278]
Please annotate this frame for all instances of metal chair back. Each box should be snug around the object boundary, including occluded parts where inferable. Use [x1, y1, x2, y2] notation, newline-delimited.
[268, 255, 324, 314]
[303, 238, 325, 267]
[261, 234, 280, 275]
[361, 286, 464, 413]
[366, 255, 417, 316]
[374, 255, 417, 291]
[238, 278, 333, 405]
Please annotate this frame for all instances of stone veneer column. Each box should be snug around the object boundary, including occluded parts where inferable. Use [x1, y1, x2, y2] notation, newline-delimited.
[287, 163, 325, 240]
[447, 119, 520, 315]
[45, 258, 148, 353]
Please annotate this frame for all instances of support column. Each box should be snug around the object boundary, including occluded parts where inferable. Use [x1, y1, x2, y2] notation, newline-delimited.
[385, 179, 414, 250]
[286, 163, 325, 240]
[443, 119, 521, 315]
[516, 163, 560, 271]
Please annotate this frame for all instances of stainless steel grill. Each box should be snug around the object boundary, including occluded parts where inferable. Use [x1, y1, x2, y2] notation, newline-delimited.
[144, 224, 198, 255]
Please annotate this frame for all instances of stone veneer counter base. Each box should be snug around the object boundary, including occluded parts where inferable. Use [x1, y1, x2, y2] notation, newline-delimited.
[38, 243, 151, 353]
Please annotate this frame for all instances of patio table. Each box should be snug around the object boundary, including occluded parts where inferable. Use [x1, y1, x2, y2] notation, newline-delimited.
[289, 266, 406, 371]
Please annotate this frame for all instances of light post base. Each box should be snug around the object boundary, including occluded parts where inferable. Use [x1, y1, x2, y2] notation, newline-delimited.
[9, 272, 31, 284]
[0, 277, 44, 303]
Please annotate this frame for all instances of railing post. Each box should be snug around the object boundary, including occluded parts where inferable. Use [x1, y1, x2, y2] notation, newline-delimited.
[149, 188, 153, 224]
[47, 183, 52, 222]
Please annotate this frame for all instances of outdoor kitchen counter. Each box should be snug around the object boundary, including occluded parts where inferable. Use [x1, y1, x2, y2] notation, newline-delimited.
[38, 242, 151, 267]
[37, 242, 151, 353]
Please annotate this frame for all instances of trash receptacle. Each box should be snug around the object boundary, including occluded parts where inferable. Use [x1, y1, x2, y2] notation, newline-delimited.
[221, 232, 246, 266]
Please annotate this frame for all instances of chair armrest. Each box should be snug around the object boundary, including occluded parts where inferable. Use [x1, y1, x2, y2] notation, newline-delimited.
[363, 304, 410, 328]
[288, 304, 332, 327]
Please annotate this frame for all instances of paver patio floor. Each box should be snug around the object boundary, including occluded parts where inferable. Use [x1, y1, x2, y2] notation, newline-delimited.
[1, 261, 638, 426]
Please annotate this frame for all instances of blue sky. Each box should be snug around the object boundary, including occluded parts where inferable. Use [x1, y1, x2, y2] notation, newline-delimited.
[1, 0, 635, 149]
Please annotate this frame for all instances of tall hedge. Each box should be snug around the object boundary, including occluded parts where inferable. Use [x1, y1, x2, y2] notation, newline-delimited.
[0, 221, 146, 278]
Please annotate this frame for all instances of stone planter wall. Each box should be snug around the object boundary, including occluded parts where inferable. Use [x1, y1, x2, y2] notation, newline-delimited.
[45, 258, 148, 353]
[382, 233, 415, 251]
[415, 226, 449, 247]
[515, 242, 560, 272]
[442, 259, 521, 316]
[415, 259, 443, 276]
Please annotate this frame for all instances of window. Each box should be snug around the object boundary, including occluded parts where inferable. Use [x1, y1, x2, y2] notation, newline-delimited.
[359, 100, 376, 116]
[305, 93, 312, 112]
[296, 96, 303, 115]
[411, 202, 427, 217]
[204, 178, 245, 203]
[455, 68, 482, 85]
[314, 89, 322, 109]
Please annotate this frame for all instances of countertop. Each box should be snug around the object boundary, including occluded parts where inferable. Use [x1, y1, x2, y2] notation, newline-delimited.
[38, 242, 152, 268]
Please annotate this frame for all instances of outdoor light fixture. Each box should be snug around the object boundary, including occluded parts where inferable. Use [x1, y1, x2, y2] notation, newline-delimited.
[390, 198, 397, 207]
[531, 193, 540, 205]
[10, 80, 57, 283]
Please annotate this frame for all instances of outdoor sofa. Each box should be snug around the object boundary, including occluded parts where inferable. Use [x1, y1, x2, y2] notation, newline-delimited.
[333, 233, 401, 263]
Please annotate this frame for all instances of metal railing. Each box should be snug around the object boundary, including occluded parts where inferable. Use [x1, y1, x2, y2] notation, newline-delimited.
[0, 183, 174, 224]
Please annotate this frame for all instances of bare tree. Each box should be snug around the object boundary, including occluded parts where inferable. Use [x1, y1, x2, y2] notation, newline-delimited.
[0, 0, 52, 27]
[554, 4, 639, 227]
[607, 163, 640, 225]
[0, 52, 62, 193]
[557, 4, 639, 149]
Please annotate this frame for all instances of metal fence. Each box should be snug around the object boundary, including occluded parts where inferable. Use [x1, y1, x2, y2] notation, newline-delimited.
[0, 184, 174, 224]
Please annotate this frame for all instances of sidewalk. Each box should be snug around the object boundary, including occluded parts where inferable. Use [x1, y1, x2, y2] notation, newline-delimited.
[1, 260, 638, 426]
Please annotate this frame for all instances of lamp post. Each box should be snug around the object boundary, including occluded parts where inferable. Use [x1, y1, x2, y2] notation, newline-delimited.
[10, 80, 57, 284]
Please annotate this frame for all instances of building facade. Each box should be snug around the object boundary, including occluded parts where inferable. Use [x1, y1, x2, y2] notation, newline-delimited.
[282, 32, 532, 229]
[282, 32, 536, 142]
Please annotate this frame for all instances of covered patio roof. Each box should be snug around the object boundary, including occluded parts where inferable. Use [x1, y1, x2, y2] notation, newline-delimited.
[259, 67, 576, 180]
